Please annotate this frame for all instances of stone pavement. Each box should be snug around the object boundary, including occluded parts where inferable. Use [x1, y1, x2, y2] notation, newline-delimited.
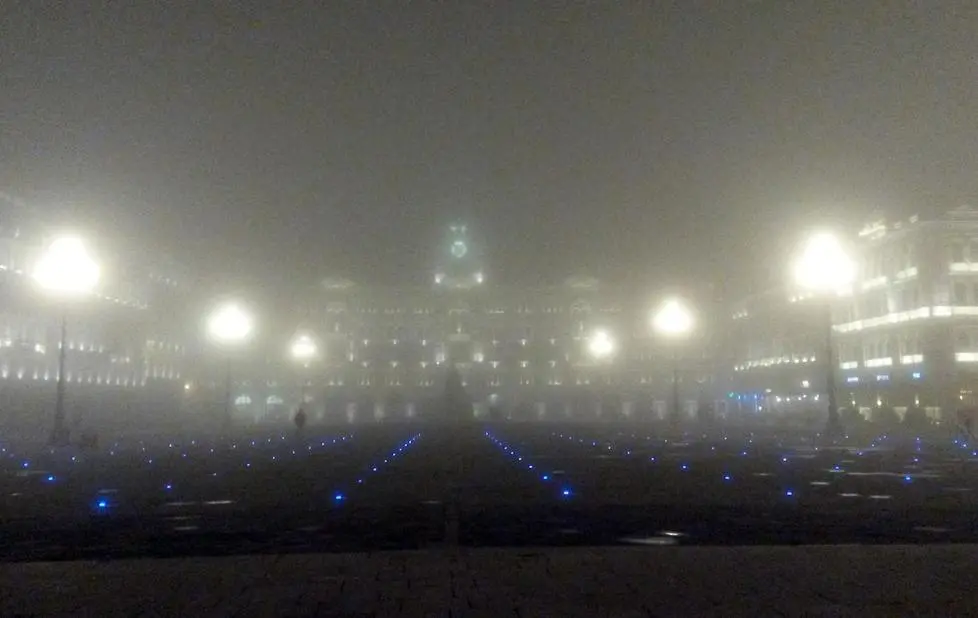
[1, 544, 976, 617]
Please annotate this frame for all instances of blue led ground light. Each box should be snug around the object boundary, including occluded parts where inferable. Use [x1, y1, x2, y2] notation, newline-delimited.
[485, 431, 574, 500]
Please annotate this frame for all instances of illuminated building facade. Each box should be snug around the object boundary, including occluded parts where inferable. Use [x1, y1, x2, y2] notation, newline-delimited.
[728, 206, 978, 422]
[272, 224, 723, 422]
[726, 289, 826, 417]
[0, 193, 197, 432]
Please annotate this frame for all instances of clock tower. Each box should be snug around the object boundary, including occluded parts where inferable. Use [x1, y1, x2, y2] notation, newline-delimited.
[433, 223, 484, 288]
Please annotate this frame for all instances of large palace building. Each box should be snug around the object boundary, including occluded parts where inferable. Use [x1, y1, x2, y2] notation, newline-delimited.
[727, 206, 978, 423]
[13, 190, 978, 428]
[260, 224, 724, 423]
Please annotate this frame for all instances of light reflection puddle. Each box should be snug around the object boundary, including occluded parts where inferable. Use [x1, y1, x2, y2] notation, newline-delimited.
[838, 493, 861, 498]
[868, 495, 893, 500]
[810, 481, 830, 486]
[751, 472, 774, 477]
[203, 499, 234, 506]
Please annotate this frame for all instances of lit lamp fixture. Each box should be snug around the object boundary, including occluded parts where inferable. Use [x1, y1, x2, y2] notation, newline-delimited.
[290, 334, 317, 364]
[206, 302, 254, 427]
[289, 333, 319, 405]
[652, 298, 695, 424]
[33, 235, 101, 445]
[792, 231, 855, 436]
[207, 302, 254, 346]
[587, 329, 616, 360]
[652, 298, 694, 338]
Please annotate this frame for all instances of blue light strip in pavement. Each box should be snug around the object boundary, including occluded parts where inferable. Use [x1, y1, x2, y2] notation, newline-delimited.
[334, 432, 423, 505]
[485, 430, 575, 500]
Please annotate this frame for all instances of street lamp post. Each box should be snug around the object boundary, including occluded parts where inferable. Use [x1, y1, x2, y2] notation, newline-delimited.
[32, 236, 100, 446]
[586, 329, 616, 419]
[289, 333, 318, 406]
[206, 302, 254, 428]
[792, 232, 855, 437]
[652, 298, 694, 425]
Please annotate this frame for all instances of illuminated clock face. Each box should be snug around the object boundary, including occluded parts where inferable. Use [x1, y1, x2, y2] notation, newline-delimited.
[451, 240, 468, 258]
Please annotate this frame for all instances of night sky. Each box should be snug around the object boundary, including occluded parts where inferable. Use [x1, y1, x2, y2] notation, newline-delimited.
[2, 2, 977, 299]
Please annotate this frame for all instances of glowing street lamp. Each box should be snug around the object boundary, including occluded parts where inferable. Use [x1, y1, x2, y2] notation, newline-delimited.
[652, 298, 695, 425]
[792, 231, 854, 436]
[587, 329, 616, 360]
[207, 302, 254, 346]
[290, 334, 317, 364]
[206, 302, 254, 426]
[653, 298, 694, 338]
[33, 235, 101, 445]
[792, 232, 855, 294]
[289, 333, 318, 405]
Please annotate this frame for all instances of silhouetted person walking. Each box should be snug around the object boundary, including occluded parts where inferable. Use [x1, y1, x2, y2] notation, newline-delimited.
[294, 406, 307, 437]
